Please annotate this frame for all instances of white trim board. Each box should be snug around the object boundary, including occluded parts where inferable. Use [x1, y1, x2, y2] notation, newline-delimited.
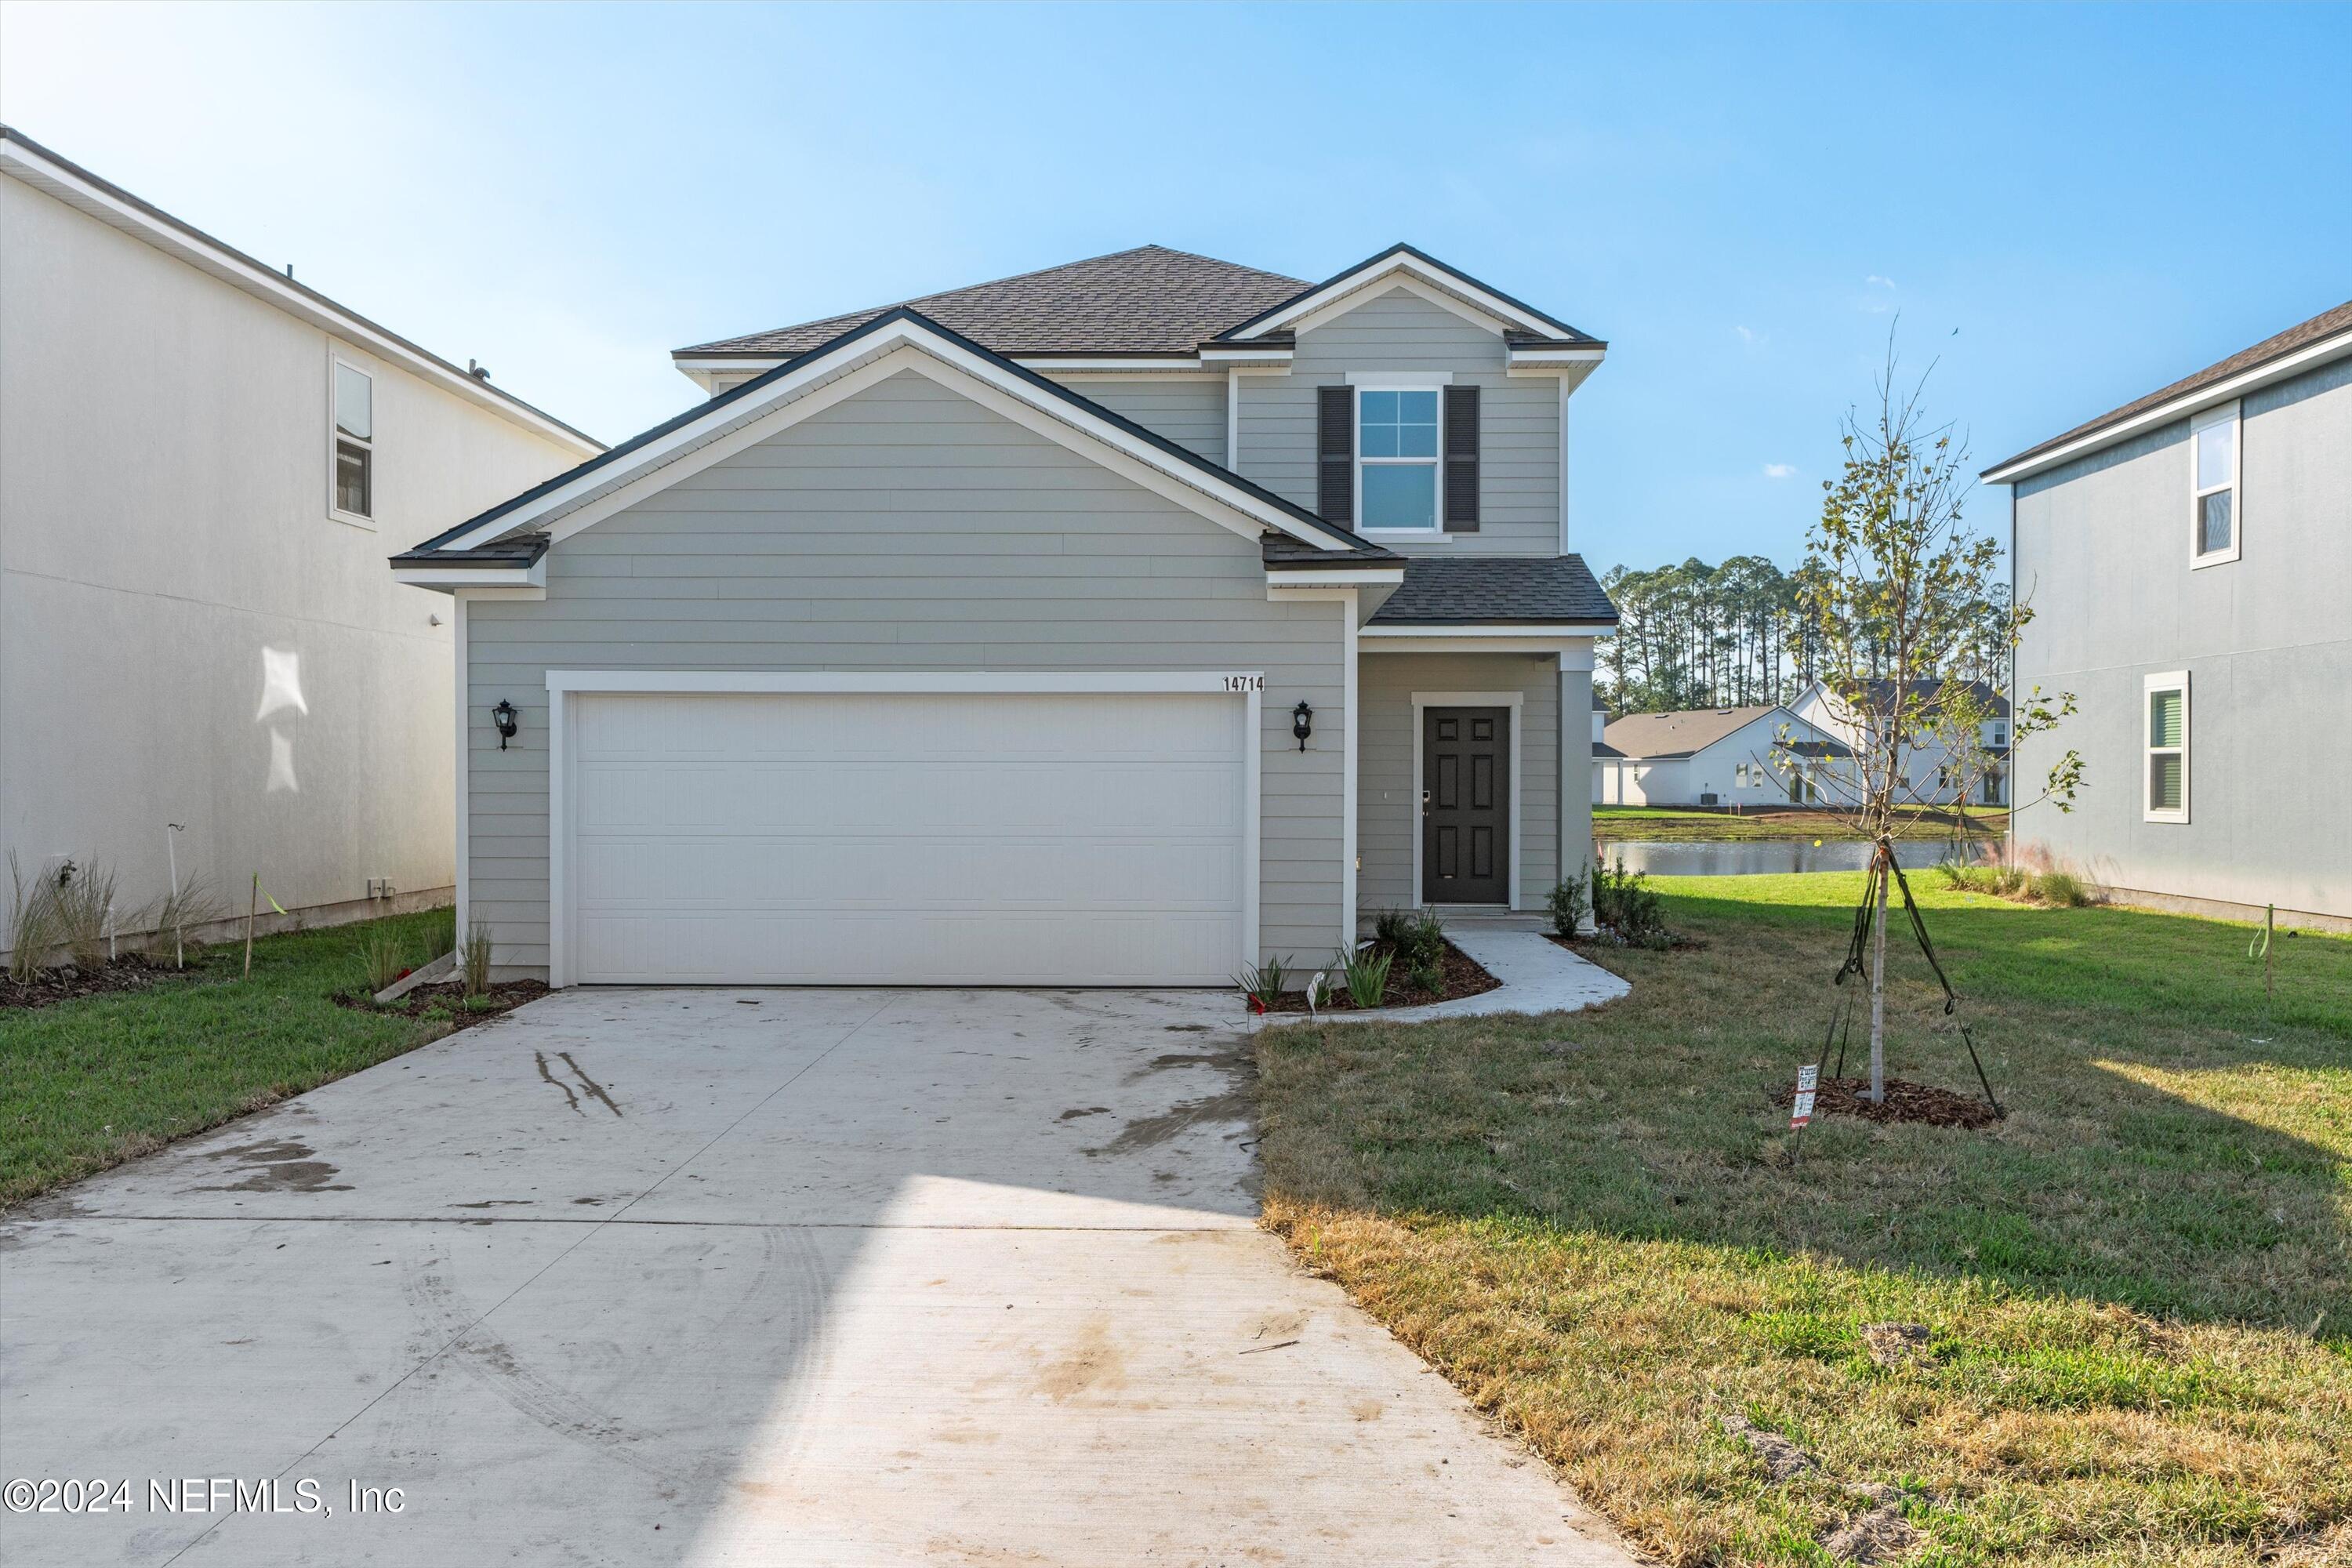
[1410, 690, 1526, 912]
[540, 670, 1265, 988]
[433, 321, 1360, 558]
[0, 135, 598, 457]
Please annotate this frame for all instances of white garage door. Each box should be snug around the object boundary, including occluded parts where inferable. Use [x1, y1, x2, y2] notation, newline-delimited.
[562, 688, 1251, 985]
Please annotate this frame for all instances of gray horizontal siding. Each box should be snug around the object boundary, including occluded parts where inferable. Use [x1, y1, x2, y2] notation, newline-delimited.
[1049, 375, 1227, 466]
[465, 368, 1345, 974]
[1236, 289, 1561, 557]
[1357, 652, 1561, 913]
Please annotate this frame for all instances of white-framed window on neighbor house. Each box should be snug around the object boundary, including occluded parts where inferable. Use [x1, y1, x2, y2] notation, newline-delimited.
[2190, 401, 2238, 566]
[1356, 383, 1443, 534]
[331, 357, 375, 524]
[2144, 670, 2190, 823]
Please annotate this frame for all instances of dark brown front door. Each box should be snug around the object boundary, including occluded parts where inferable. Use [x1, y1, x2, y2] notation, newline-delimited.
[1421, 706, 1510, 905]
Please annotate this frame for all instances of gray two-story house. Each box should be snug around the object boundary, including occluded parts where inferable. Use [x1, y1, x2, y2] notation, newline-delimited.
[390, 245, 1617, 984]
[1984, 299, 2351, 929]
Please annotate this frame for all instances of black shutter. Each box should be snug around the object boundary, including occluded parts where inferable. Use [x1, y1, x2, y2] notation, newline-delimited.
[1443, 384, 1480, 532]
[1316, 384, 1354, 528]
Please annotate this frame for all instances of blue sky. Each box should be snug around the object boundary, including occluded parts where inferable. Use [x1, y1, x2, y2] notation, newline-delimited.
[4, 2, 2345, 576]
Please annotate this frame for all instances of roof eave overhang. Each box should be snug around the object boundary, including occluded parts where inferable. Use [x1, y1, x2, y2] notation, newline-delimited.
[1363, 620, 1617, 637]
[673, 347, 1294, 385]
[1981, 326, 2352, 485]
[1264, 566, 1406, 590]
[0, 131, 601, 458]
[389, 557, 548, 595]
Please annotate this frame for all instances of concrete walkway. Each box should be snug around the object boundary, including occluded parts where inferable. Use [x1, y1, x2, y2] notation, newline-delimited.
[1274, 927, 1630, 1026]
[2, 987, 1639, 1566]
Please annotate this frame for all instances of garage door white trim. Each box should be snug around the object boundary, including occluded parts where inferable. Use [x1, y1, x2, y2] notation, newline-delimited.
[544, 670, 1263, 987]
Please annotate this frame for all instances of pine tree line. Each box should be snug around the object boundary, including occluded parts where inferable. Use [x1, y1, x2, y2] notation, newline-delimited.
[1599, 555, 2012, 714]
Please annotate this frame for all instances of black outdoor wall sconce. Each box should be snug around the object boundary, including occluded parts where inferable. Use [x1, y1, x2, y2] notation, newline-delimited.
[492, 699, 519, 750]
[1292, 699, 1314, 751]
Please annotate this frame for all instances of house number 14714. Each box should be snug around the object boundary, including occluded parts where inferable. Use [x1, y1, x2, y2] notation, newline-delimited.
[1222, 674, 1265, 692]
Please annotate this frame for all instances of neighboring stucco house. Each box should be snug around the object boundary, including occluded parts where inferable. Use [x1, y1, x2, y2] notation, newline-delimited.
[1595, 704, 1848, 807]
[0, 128, 598, 955]
[1788, 679, 2011, 808]
[1983, 299, 2350, 927]
[390, 245, 1619, 985]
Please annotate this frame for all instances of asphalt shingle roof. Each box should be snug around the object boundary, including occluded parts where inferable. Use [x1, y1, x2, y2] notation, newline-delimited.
[1367, 556, 1617, 626]
[1602, 706, 1784, 760]
[681, 246, 1310, 358]
[1261, 535, 1404, 568]
[1987, 299, 2352, 475]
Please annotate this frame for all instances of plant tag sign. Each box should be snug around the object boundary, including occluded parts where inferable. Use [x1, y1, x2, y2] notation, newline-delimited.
[1790, 1064, 1820, 1130]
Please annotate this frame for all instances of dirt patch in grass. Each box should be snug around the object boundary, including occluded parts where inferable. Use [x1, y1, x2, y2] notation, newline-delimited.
[1258, 938, 1497, 1013]
[1775, 1074, 2002, 1130]
[1, 956, 184, 1011]
[338, 978, 550, 1029]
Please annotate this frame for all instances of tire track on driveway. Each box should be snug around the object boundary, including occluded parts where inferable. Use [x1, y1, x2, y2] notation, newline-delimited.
[155, 992, 898, 1566]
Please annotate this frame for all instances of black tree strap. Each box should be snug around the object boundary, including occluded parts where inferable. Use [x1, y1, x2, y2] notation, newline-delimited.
[1884, 843, 2005, 1119]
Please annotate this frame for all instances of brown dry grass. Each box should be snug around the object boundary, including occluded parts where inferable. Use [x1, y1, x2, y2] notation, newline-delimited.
[1257, 874, 2352, 1566]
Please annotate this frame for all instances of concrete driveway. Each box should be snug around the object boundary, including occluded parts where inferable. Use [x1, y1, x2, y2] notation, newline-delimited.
[2, 987, 1635, 1566]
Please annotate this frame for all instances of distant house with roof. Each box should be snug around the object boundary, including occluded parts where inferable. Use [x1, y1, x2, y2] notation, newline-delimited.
[1788, 679, 2011, 808]
[1981, 297, 2350, 927]
[1595, 703, 1849, 807]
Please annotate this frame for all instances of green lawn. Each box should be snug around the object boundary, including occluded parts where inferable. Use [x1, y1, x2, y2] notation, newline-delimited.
[1, 909, 456, 1208]
[1257, 874, 2351, 1566]
[1595, 805, 2009, 842]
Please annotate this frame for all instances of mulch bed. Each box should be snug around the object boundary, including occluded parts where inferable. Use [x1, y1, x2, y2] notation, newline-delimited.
[336, 978, 550, 1030]
[1774, 1076, 2002, 1130]
[1258, 938, 1498, 1014]
[1, 956, 183, 1011]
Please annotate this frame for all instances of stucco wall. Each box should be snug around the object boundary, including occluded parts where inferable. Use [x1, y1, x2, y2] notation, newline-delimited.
[2010, 356, 2351, 917]
[463, 368, 1349, 977]
[0, 176, 586, 941]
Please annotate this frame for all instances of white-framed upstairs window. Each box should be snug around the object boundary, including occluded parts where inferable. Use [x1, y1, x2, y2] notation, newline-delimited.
[1354, 379, 1443, 535]
[2143, 670, 2190, 823]
[331, 356, 375, 525]
[2190, 401, 2238, 566]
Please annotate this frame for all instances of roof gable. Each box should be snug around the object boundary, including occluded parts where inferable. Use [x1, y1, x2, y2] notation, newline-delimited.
[677, 245, 1307, 361]
[401, 308, 1364, 564]
[1215, 243, 1602, 347]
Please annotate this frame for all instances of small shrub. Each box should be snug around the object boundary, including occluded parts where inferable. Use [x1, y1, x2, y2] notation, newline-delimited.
[1338, 943, 1393, 1008]
[2033, 869, 2093, 907]
[460, 919, 495, 996]
[47, 859, 118, 969]
[1406, 959, 1444, 996]
[1394, 910, 1449, 972]
[1234, 953, 1288, 1011]
[1546, 873, 1590, 938]
[1372, 908, 1415, 949]
[359, 924, 411, 994]
[1592, 857, 1668, 944]
[6, 851, 60, 982]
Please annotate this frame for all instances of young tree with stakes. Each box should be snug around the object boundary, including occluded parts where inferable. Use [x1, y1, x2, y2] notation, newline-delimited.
[1786, 336, 2082, 1102]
